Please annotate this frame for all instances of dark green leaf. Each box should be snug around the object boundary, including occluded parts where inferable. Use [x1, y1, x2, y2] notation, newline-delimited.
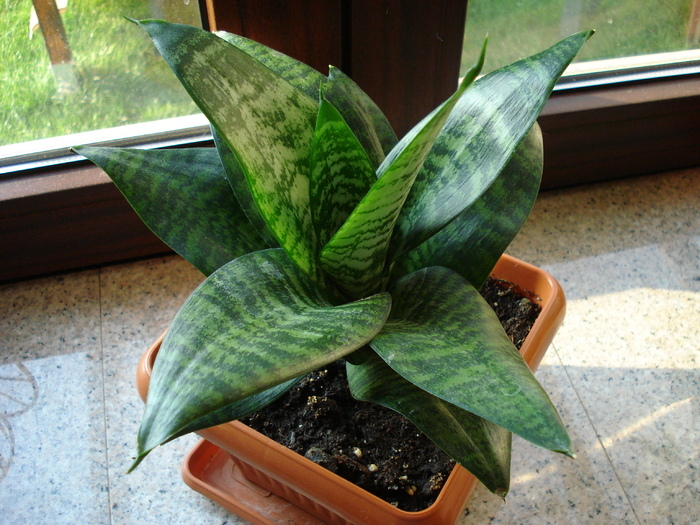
[74, 146, 266, 275]
[326, 67, 398, 168]
[347, 350, 511, 495]
[371, 266, 571, 454]
[393, 123, 543, 288]
[133, 249, 391, 466]
[319, 41, 487, 299]
[390, 31, 592, 259]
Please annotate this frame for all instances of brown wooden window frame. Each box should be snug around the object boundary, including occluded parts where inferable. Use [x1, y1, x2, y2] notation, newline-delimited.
[2, 0, 698, 282]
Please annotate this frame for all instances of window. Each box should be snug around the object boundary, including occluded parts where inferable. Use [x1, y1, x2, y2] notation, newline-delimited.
[0, 0, 204, 173]
[461, 0, 700, 85]
[2, 0, 699, 282]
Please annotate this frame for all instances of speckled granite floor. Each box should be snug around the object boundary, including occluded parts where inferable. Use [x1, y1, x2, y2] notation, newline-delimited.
[1, 168, 698, 524]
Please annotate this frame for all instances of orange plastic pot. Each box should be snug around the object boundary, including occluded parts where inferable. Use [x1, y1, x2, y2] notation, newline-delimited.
[136, 253, 565, 525]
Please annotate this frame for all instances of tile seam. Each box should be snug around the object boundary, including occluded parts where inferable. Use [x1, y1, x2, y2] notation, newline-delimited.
[552, 343, 643, 525]
[97, 268, 113, 525]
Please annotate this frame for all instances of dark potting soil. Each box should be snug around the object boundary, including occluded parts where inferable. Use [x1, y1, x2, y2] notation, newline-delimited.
[241, 277, 541, 512]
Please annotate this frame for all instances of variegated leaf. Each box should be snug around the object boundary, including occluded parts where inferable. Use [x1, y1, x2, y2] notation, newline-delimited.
[214, 30, 326, 98]
[215, 31, 397, 168]
[347, 350, 512, 495]
[136, 20, 321, 281]
[371, 266, 572, 454]
[319, 40, 487, 299]
[73, 146, 266, 275]
[133, 249, 391, 466]
[310, 96, 376, 249]
[211, 128, 279, 248]
[389, 31, 593, 259]
[393, 123, 543, 288]
[326, 67, 398, 168]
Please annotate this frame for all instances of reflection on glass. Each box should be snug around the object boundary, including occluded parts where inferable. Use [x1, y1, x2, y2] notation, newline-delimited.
[461, 0, 700, 77]
[0, 0, 201, 148]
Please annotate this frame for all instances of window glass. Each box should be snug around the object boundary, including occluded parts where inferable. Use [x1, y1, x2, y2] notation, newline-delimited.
[461, 0, 700, 78]
[1, 0, 201, 159]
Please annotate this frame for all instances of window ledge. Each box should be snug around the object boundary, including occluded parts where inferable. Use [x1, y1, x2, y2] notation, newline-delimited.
[2, 74, 699, 283]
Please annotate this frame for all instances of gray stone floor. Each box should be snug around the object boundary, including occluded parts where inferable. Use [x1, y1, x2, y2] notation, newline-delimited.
[1, 167, 698, 524]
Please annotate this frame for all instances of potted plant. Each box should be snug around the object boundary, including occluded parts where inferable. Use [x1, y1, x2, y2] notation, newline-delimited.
[75, 19, 591, 524]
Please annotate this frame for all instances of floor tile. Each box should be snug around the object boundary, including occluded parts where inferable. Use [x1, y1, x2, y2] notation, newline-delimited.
[0, 270, 107, 524]
[499, 168, 700, 525]
[0, 167, 697, 524]
[461, 351, 638, 525]
[97, 256, 239, 524]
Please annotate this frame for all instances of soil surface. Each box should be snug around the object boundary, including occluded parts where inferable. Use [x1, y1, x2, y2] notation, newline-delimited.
[241, 277, 541, 512]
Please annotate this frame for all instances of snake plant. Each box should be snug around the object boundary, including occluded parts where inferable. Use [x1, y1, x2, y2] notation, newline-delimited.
[75, 20, 591, 496]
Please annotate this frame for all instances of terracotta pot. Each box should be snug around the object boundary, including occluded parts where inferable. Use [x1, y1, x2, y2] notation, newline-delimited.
[136, 253, 565, 525]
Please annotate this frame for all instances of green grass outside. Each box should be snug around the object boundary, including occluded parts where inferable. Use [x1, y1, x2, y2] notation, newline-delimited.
[461, 0, 696, 75]
[1, 0, 696, 147]
[0, 0, 199, 146]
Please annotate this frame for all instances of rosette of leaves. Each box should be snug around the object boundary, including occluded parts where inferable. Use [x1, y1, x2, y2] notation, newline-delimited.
[75, 20, 591, 496]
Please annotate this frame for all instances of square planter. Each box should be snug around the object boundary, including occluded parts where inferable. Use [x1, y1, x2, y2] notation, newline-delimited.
[136, 253, 565, 524]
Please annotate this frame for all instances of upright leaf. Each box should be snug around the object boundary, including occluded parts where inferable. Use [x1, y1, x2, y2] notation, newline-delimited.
[135, 20, 321, 280]
[134, 249, 391, 466]
[347, 351, 512, 495]
[371, 266, 571, 454]
[74, 146, 266, 275]
[389, 31, 593, 259]
[211, 128, 279, 248]
[393, 123, 543, 288]
[310, 97, 376, 249]
[319, 41, 487, 299]
[326, 67, 398, 168]
[215, 32, 397, 168]
[214, 31, 326, 99]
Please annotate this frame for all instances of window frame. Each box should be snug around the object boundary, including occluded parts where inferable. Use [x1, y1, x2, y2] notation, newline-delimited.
[2, 0, 699, 282]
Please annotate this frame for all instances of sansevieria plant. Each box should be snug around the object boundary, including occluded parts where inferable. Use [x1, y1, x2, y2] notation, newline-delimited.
[75, 20, 591, 496]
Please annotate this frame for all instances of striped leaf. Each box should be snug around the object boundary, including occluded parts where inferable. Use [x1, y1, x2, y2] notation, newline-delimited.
[326, 67, 398, 168]
[347, 350, 511, 495]
[73, 146, 266, 276]
[211, 128, 279, 248]
[129, 376, 300, 471]
[389, 30, 593, 259]
[393, 123, 543, 289]
[215, 32, 396, 167]
[134, 249, 391, 465]
[136, 20, 321, 281]
[371, 266, 571, 454]
[214, 31, 326, 99]
[319, 40, 487, 299]
[310, 97, 376, 249]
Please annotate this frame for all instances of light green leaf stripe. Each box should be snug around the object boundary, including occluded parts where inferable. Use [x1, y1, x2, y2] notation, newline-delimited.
[136, 20, 321, 281]
[211, 128, 280, 248]
[310, 97, 376, 249]
[347, 351, 512, 495]
[73, 146, 266, 276]
[319, 40, 487, 299]
[393, 123, 543, 289]
[214, 31, 326, 99]
[390, 30, 593, 259]
[134, 249, 391, 464]
[371, 266, 571, 454]
[215, 32, 397, 169]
